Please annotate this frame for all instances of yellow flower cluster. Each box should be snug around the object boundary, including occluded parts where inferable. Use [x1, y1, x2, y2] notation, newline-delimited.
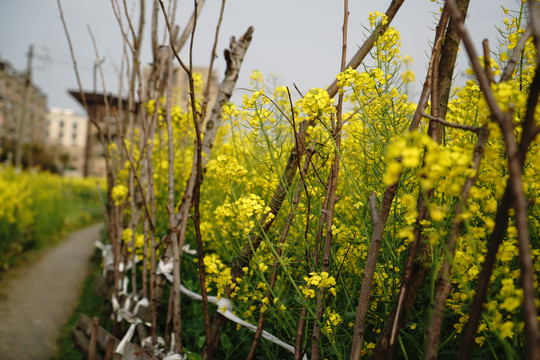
[401, 69, 415, 84]
[300, 271, 337, 298]
[490, 81, 527, 118]
[192, 72, 204, 95]
[242, 89, 269, 109]
[336, 67, 383, 96]
[383, 132, 426, 186]
[272, 86, 292, 113]
[241, 89, 278, 134]
[499, 278, 523, 313]
[111, 184, 129, 205]
[0, 168, 102, 270]
[214, 194, 273, 237]
[249, 69, 264, 89]
[297, 88, 336, 121]
[202, 253, 232, 299]
[0, 173, 32, 226]
[206, 155, 248, 185]
[121, 228, 145, 257]
[325, 309, 343, 340]
[366, 11, 402, 63]
[368, 11, 388, 27]
[383, 131, 475, 196]
[377, 26, 401, 62]
[171, 105, 186, 128]
[420, 141, 475, 195]
[222, 102, 240, 122]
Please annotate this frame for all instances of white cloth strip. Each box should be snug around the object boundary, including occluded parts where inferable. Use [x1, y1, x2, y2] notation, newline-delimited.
[159, 260, 307, 359]
[115, 319, 142, 354]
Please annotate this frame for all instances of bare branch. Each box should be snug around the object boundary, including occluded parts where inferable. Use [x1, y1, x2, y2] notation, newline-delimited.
[157, 0, 189, 74]
[421, 112, 481, 133]
[501, 24, 532, 82]
[527, 0, 540, 56]
[110, 0, 135, 53]
[201, 0, 226, 121]
[56, 0, 101, 134]
[444, 0, 504, 121]
[482, 39, 496, 84]
[247, 143, 314, 360]
[409, 3, 450, 131]
[175, 0, 207, 51]
[312, 3, 348, 357]
[368, 192, 379, 224]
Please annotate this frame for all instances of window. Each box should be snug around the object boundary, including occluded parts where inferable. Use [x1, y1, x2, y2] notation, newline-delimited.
[60, 121, 64, 128]
[59, 132, 63, 138]
[72, 133, 77, 140]
[73, 122, 78, 129]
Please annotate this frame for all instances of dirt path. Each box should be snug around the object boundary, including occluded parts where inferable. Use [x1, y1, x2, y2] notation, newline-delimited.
[0, 223, 102, 360]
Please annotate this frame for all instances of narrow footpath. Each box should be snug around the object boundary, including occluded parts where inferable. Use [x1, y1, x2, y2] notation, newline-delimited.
[0, 223, 102, 360]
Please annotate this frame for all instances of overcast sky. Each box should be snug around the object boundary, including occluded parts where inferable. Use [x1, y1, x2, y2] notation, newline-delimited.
[0, 0, 521, 114]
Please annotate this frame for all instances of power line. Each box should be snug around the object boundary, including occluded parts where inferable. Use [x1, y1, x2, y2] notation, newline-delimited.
[32, 45, 117, 75]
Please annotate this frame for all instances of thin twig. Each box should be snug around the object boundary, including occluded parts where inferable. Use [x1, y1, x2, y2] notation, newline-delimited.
[368, 192, 379, 224]
[311, 2, 348, 358]
[110, 0, 134, 53]
[247, 143, 314, 360]
[188, 0, 212, 345]
[56, 0, 101, 135]
[157, 0, 190, 74]
[175, 0, 207, 52]
[200, 0, 226, 121]
[409, 2, 450, 131]
[527, 0, 540, 57]
[163, 46, 183, 353]
[421, 112, 481, 133]
[482, 39, 496, 84]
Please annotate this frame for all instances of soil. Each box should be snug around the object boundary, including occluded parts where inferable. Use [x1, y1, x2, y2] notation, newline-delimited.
[0, 224, 102, 360]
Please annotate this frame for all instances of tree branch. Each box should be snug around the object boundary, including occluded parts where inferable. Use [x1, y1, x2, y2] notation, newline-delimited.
[421, 112, 482, 133]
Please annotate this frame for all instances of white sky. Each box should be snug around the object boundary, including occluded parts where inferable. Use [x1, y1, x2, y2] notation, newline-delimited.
[0, 0, 522, 114]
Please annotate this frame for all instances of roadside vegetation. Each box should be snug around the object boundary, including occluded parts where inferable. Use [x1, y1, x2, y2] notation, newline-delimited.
[0, 166, 104, 272]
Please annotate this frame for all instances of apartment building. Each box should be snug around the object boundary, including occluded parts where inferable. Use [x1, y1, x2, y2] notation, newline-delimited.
[45, 107, 88, 176]
[0, 58, 47, 164]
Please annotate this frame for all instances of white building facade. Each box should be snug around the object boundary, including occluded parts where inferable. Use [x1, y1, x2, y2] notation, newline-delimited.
[46, 107, 88, 176]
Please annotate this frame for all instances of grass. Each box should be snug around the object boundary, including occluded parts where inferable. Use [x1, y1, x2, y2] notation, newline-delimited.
[50, 244, 110, 360]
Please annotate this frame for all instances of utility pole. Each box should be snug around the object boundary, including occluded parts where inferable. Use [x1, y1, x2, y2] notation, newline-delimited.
[15, 44, 34, 169]
[93, 56, 105, 94]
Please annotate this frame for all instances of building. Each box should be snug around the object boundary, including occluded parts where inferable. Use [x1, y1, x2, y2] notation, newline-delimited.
[69, 90, 135, 177]
[45, 107, 88, 176]
[0, 58, 47, 165]
[67, 66, 219, 177]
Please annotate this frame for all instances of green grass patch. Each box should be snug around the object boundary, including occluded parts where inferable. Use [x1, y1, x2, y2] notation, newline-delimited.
[50, 246, 110, 360]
